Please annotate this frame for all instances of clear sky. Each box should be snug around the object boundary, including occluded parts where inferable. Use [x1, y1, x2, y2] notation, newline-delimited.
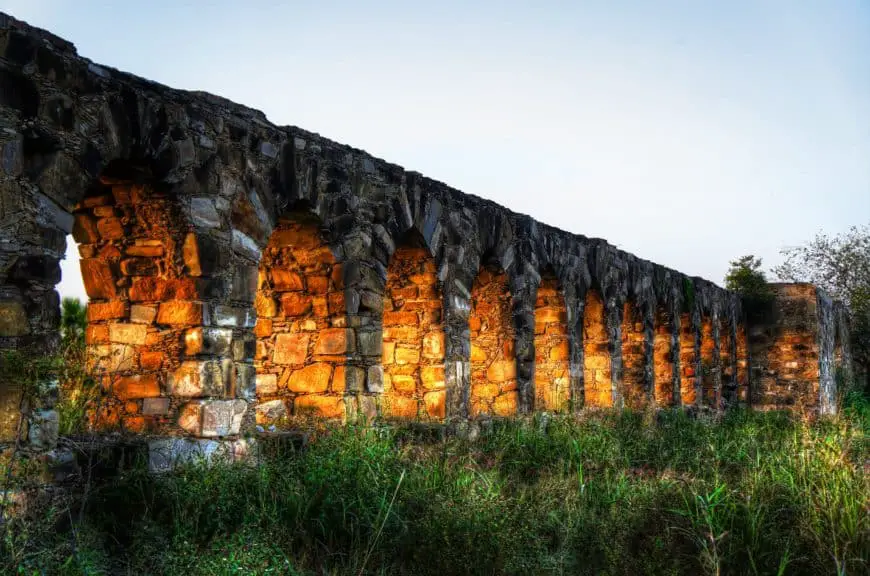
[4, 0, 868, 303]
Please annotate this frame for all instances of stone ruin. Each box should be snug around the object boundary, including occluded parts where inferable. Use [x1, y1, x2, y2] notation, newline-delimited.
[0, 13, 854, 462]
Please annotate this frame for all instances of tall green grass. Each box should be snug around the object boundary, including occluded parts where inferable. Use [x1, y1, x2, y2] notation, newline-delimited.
[3, 408, 868, 575]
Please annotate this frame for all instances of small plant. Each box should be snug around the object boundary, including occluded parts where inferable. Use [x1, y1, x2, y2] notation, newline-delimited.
[725, 255, 775, 317]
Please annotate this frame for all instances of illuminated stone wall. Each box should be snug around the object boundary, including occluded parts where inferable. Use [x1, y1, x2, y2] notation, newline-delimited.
[534, 274, 570, 412]
[381, 246, 445, 421]
[621, 302, 647, 409]
[653, 308, 676, 406]
[0, 13, 850, 456]
[583, 290, 612, 407]
[469, 265, 517, 417]
[679, 313, 698, 406]
[253, 218, 347, 426]
[700, 317, 717, 407]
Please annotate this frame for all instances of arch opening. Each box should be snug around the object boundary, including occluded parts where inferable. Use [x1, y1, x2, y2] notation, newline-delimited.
[381, 234, 445, 421]
[621, 301, 646, 409]
[254, 214, 347, 426]
[469, 262, 517, 417]
[533, 270, 570, 412]
[700, 317, 717, 407]
[583, 289, 612, 407]
[653, 306, 675, 406]
[679, 313, 697, 406]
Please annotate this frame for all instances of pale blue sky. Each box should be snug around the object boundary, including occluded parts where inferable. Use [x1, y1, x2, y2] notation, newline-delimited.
[4, 0, 868, 302]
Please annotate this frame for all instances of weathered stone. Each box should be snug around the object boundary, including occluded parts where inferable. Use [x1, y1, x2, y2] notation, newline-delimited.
[256, 399, 287, 424]
[168, 360, 232, 397]
[114, 375, 160, 400]
[212, 305, 255, 328]
[184, 327, 233, 357]
[235, 363, 257, 400]
[315, 328, 354, 355]
[200, 400, 247, 437]
[256, 373, 278, 395]
[357, 330, 383, 357]
[367, 365, 385, 393]
[157, 301, 203, 326]
[273, 333, 310, 365]
[286, 363, 332, 394]
[80, 259, 117, 299]
[142, 397, 171, 415]
[190, 197, 221, 228]
[294, 395, 345, 419]
[130, 304, 157, 324]
[109, 323, 147, 345]
[0, 300, 29, 336]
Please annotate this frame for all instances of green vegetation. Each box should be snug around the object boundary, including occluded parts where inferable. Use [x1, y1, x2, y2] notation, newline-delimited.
[3, 408, 867, 575]
[724, 255, 774, 317]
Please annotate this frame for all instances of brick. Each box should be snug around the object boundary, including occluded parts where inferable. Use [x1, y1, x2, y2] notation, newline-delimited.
[383, 311, 418, 326]
[125, 244, 164, 257]
[130, 304, 157, 324]
[87, 300, 126, 322]
[394, 346, 421, 365]
[424, 390, 446, 419]
[96, 217, 124, 240]
[271, 269, 304, 291]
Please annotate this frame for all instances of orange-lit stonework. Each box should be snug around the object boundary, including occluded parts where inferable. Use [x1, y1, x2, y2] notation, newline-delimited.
[0, 14, 851, 458]
[469, 266, 517, 417]
[700, 317, 717, 407]
[74, 177, 198, 434]
[679, 313, 698, 406]
[621, 302, 646, 409]
[534, 274, 570, 412]
[583, 290, 612, 407]
[254, 218, 347, 425]
[381, 246, 446, 421]
[653, 308, 675, 406]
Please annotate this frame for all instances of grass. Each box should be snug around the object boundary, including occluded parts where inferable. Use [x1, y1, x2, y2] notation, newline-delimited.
[2, 404, 867, 575]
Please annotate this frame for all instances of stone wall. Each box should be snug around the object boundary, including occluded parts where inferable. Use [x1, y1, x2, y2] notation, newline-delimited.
[0, 13, 852, 455]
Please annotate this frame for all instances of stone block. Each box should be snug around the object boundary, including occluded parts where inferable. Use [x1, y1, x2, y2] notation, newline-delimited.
[367, 365, 385, 393]
[184, 327, 233, 357]
[114, 375, 160, 400]
[190, 197, 221, 228]
[255, 293, 277, 318]
[80, 259, 117, 300]
[168, 360, 232, 397]
[72, 213, 99, 243]
[256, 373, 278, 395]
[182, 232, 222, 277]
[157, 301, 203, 326]
[201, 399, 247, 437]
[424, 390, 446, 419]
[232, 229, 261, 262]
[0, 300, 29, 336]
[286, 363, 332, 394]
[384, 395, 418, 419]
[148, 438, 254, 473]
[236, 363, 257, 400]
[256, 399, 287, 424]
[126, 244, 164, 257]
[96, 217, 124, 240]
[140, 351, 165, 371]
[281, 292, 311, 316]
[421, 365, 445, 390]
[212, 305, 255, 328]
[395, 346, 421, 365]
[315, 328, 354, 355]
[142, 397, 171, 415]
[130, 304, 157, 324]
[109, 323, 147, 345]
[231, 266, 258, 303]
[422, 331, 445, 359]
[271, 269, 304, 291]
[391, 375, 416, 394]
[87, 300, 126, 322]
[294, 395, 345, 420]
[357, 330, 383, 357]
[273, 333, 310, 365]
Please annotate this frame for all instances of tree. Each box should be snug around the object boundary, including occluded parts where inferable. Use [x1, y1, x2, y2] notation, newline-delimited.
[724, 255, 773, 314]
[60, 297, 87, 347]
[773, 225, 870, 380]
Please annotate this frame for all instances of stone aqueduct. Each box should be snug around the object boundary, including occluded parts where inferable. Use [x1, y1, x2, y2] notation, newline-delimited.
[0, 14, 853, 457]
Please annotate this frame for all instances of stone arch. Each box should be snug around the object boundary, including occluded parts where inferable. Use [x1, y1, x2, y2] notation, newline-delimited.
[70, 160, 205, 435]
[380, 230, 446, 421]
[621, 300, 646, 409]
[253, 209, 347, 426]
[653, 306, 676, 406]
[469, 258, 517, 418]
[533, 267, 570, 412]
[679, 312, 698, 406]
[700, 316, 717, 407]
[583, 288, 611, 407]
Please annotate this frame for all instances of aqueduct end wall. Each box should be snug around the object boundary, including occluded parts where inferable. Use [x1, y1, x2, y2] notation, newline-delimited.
[0, 13, 852, 461]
